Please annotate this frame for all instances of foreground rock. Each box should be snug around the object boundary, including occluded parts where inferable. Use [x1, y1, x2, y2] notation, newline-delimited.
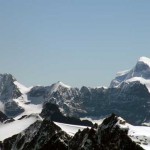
[40, 102, 93, 127]
[0, 114, 144, 150]
[1, 120, 70, 150]
[69, 114, 144, 150]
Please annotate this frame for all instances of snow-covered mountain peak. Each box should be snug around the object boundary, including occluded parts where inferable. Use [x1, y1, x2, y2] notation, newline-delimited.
[56, 81, 71, 88]
[110, 56, 150, 92]
[50, 81, 71, 93]
[138, 56, 150, 68]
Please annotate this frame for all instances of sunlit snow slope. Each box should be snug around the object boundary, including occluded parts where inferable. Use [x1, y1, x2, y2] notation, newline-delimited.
[0, 115, 41, 141]
[13, 81, 42, 119]
[110, 56, 150, 92]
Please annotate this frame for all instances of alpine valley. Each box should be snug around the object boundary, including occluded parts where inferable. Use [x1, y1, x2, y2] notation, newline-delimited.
[0, 57, 150, 150]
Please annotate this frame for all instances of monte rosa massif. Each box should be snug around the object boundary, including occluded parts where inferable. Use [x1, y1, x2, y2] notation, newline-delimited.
[0, 56, 150, 150]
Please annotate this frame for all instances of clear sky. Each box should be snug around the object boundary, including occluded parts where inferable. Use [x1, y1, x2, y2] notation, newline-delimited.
[0, 0, 150, 87]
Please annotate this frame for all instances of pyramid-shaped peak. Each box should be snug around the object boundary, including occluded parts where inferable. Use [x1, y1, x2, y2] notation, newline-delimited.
[55, 81, 71, 88]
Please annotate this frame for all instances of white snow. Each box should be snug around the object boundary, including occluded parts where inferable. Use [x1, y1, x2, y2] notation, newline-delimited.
[115, 117, 129, 130]
[80, 117, 105, 125]
[116, 70, 130, 77]
[115, 117, 150, 150]
[126, 77, 150, 92]
[14, 81, 32, 94]
[139, 57, 150, 68]
[13, 98, 42, 120]
[50, 81, 71, 94]
[54, 122, 89, 136]
[13, 81, 43, 120]
[95, 86, 108, 89]
[0, 116, 40, 141]
[128, 125, 150, 150]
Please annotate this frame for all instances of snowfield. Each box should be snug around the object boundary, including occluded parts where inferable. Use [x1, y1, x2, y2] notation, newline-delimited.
[128, 125, 150, 150]
[14, 98, 42, 120]
[0, 115, 41, 141]
[115, 117, 150, 150]
[13, 81, 42, 120]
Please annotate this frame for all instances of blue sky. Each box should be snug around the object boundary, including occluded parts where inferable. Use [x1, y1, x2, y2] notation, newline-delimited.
[0, 0, 150, 87]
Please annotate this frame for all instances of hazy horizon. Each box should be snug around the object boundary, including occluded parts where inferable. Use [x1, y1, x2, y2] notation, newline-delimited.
[0, 1, 150, 87]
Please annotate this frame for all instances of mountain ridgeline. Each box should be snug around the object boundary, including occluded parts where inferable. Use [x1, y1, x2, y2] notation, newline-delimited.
[0, 114, 144, 150]
[0, 57, 150, 125]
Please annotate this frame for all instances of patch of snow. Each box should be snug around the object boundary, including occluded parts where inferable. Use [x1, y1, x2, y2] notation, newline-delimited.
[49, 81, 71, 94]
[0, 116, 40, 141]
[115, 117, 129, 131]
[95, 86, 108, 89]
[142, 122, 150, 127]
[14, 98, 42, 120]
[58, 81, 71, 89]
[14, 81, 32, 94]
[80, 117, 105, 125]
[54, 122, 89, 136]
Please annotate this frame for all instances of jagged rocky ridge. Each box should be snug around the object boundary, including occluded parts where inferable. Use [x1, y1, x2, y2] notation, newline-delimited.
[29, 80, 150, 125]
[0, 114, 144, 150]
[1, 120, 70, 150]
[0, 75, 150, 125]
[0, 57, 150, 125]
[69, 114, 144, 150]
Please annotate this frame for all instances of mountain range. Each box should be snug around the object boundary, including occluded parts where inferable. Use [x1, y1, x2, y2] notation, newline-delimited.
[0, 56, 150, 149]
[0, 57, 150, 125]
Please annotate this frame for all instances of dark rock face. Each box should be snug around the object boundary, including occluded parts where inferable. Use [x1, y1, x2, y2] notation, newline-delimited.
[0, 111, 14, 123]
[0, 111, 8, 122]
[27, 86, 51, 104]
[40, 102, 93, 127]
[0, 74, 22, 117]
[82, 81, 150, 125]
[4, 101, 24, 117]
[69, 114, 144, 150]
[2, 120, 70, 150]
[0, 74, 21, 101]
